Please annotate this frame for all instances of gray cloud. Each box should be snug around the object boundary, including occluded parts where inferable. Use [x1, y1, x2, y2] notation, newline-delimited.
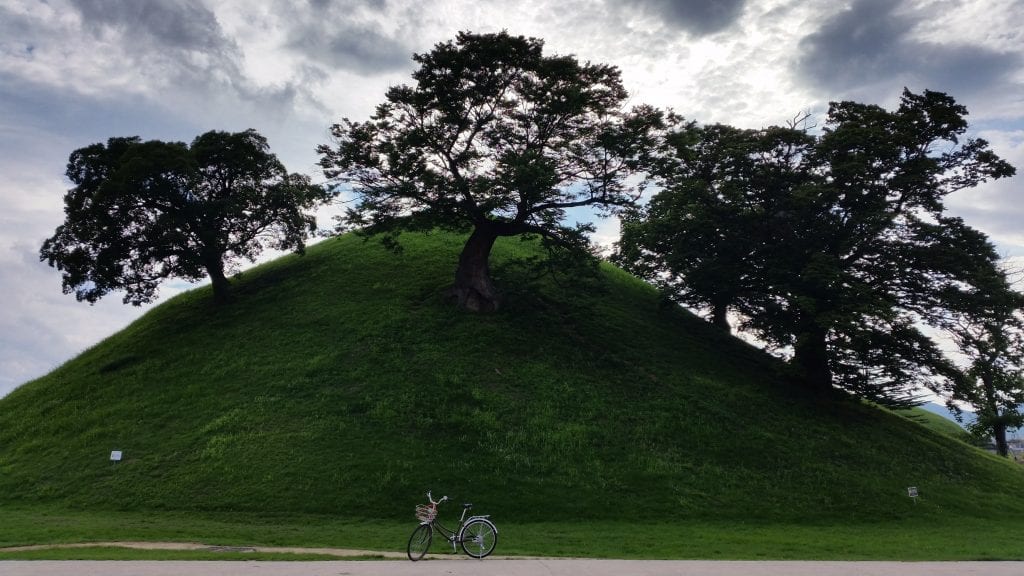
[71, 0, 229, 52]
[280, 0, 414, 75]
[64, 0, 307, 115]
[619, 0, 747, 36]
[310, 0, 390, 11]
[797, 0, 1022, 100]
[290, 25, 411, 75]
[0, 72, 204, 146]
[0, 6, 36, 50]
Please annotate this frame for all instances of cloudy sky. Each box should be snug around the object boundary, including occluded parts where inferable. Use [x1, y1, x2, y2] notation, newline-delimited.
[2, 0, 1023, 398]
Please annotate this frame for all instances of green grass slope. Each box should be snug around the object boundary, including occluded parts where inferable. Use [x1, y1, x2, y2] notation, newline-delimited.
[1, 232, 1022, 527]
[895, 407, 975, 444]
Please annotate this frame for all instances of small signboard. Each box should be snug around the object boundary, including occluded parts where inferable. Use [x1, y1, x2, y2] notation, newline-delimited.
[907, 486, 918, 503]
[110, 450, 123, 462]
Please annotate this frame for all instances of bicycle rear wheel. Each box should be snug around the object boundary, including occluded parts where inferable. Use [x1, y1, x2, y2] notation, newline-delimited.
[407, 524, 432, 561]
[459, 518, 497, 558]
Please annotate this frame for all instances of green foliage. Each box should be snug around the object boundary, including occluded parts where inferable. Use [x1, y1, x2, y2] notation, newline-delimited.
[617, 90, 1016, 406]
[616, 122, 814, 329]
[946, 280, 1024, 455]
[3, 231, 1023, 534]
[40, 129, 331, 305]
[319, 31, 663, 310]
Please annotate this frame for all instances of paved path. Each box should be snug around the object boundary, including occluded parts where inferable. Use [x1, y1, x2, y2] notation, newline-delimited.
[3, 560, 1024, 575]
[1, 541, 409, 559]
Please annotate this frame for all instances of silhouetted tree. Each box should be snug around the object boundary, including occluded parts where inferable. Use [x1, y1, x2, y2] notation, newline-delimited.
[945, 274, 1024, 457]
[616, 123, 815, 331]
[41, 129, 330, 305]
[773, 90, 1013, 404]
[319, 31, 662, 311]
[619, 90, 1015, 406]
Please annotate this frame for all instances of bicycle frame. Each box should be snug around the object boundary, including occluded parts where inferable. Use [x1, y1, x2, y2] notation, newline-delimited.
[426, 503, 476, 551]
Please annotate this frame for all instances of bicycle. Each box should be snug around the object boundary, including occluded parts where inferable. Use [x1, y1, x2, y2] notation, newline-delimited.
[407, 491, 498, 561]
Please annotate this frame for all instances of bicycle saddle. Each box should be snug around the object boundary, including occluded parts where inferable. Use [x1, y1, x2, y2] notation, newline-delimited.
[462, 502, 473, 508]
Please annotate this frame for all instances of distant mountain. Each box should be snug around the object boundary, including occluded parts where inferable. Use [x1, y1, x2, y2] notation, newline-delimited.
[919, 401, 1023, 440]
[919, 401, 975, 428]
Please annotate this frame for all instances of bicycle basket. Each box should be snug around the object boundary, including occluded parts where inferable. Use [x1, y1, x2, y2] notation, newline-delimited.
[415, 504, 437, 522]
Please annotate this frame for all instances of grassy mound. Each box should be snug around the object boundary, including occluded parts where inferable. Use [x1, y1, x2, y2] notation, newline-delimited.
[1, 232, 1021, 526]
[895, 407, 975, 444]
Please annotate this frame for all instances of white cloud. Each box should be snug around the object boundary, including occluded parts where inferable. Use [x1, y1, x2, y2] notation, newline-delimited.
[947, 129, 1024, 256]
[0, 238, 149, 398]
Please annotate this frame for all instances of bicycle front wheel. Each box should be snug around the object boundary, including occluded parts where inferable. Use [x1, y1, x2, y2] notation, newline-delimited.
[407, 524, 432, 561]
[459, 518, 497, 559]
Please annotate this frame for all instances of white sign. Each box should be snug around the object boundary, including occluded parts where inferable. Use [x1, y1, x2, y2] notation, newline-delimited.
[110, 450, 122, 462]
[907, 486, 918, 498]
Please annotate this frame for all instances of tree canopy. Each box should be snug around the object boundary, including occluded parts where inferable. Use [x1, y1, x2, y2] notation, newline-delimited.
[616, 122, 815, 330]
[41, 129, 330, 305]
[616, 89, 1016, 406]
[319, 31, 663, 311]
[946, 270, 1024, 456]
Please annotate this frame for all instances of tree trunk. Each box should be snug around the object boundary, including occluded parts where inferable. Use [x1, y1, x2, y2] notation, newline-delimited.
[205, 258, 231, 305]
[451, 225, 501, 312]
[994, 421, 1009, 458]
[711, 303, 730, 332]
[793, 326, 831, 390]
[981, 373, 1010, 458]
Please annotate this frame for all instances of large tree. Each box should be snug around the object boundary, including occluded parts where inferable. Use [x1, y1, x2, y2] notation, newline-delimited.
[318, 31, 662, 311]
[616, 123, 815, 331]
[946, 273, 1024, 457]
[771, 90, 1014, 403]
[41, 129, 330, 305]
[618, 90, 1015, 406]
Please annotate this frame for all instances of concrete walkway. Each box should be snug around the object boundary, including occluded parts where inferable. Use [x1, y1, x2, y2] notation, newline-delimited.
[1, 541, 409, 559]
[3, 559, 1024, 575]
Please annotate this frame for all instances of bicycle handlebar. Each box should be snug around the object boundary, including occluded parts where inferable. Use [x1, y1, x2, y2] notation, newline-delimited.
[426, 491, 449, 506]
